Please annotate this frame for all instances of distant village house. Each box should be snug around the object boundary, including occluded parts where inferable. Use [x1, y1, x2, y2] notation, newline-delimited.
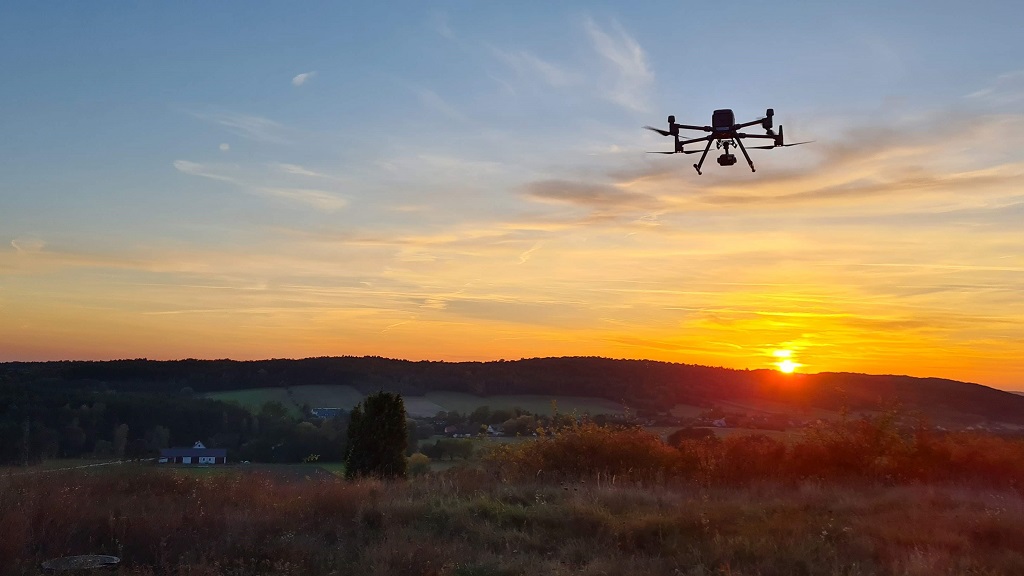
[158, 441, 227, 465]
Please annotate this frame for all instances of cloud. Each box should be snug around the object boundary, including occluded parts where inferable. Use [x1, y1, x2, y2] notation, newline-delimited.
[173, 160, 240, 183]
[492, 48, 579, 88]
[518, 242, 542, 264]
[273, 163, 336, 179]
[190, 111, 291, 144]
[966, 71, 1024, 105]
[291, 71, 317, 87]
[700, 167, 1024, 207]
[414, 87, 468, 121]
[523, 179, 663, 211]
[431, 12, 454, 39]
[442, 298, 595, 327]
[582, 16, 653, 112]
[219, 143, 230, 152]
[174, 160, 347, 212]
[10, 237, 46, 254]
[259, 187, 349, 212]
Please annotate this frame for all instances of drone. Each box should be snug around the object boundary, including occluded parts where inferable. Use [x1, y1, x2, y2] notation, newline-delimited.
[645, 108, 811, 175]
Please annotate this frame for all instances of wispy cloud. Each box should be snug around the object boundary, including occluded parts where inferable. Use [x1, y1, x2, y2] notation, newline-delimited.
[414, 87, 468, 121]
[523, 179, 662, 211]
[430, 12, 454, 40]
[259, 187, 349, 212]
[272, 163, 340, 180]
[190, 111, 291, 144]
[582, 16, 653, 112]
[10, 236, 46, 254]
[966, 70, 1024, 105]
[173, 160, 348, 212]
[292, 71, 317, 87]
[518, 242, 542, 264]
[172, 160, 240, 183]
[492, 48, 579, 88]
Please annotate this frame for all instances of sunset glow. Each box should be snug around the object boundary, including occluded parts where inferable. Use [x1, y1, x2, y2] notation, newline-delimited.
[2, 3, 1023, 390]
[777, 360, 798, 374]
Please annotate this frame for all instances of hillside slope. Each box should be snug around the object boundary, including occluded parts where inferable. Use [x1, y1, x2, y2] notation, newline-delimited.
[4, 356, 1023, 425]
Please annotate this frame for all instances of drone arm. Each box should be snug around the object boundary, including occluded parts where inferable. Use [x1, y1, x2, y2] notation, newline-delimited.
[675, 123, 713, 132]
[734, 137, 756, 173]
[736, 133, 775, 141]
[679, 135, 713, 147]
[734, 118, 764, 130]
[693, 139, 714, 175]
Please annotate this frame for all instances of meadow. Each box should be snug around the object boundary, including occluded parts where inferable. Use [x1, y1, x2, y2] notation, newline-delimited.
[2, 466, 1023, 576]
[4, 417, 1024, 575]
[206, 386, 630, 418]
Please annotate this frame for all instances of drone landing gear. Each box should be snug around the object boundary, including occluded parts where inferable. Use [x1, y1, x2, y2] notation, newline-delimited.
[734, 137, 756, 173]
[693, 139, 714, 175]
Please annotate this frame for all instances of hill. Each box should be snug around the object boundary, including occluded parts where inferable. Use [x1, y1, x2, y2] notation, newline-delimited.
[4, 356, 1023, 426]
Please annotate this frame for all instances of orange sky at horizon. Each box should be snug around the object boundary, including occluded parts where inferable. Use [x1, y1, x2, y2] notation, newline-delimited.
[3, 6, 1024, 392]
[4, 192, 1023, 391]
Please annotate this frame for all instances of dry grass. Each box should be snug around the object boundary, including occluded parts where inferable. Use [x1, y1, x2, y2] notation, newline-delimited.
[2, 465, 1024, 576]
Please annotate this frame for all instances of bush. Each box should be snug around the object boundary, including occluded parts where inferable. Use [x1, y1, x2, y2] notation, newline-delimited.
[408, 452, 431, 477]
[485, 422, 678, 483]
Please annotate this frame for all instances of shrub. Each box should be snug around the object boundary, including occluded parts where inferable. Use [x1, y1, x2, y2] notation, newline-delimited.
[408, 452, 431, 477]
[485, 422, 678, 484]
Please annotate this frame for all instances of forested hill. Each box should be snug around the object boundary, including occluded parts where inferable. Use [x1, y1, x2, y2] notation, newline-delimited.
[4, 356, 1023, 425]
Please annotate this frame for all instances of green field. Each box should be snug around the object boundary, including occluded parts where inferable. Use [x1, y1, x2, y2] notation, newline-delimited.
[206, 386, 627, 418]
[207, 385, 366, 417]
[422, 391, 625, 416]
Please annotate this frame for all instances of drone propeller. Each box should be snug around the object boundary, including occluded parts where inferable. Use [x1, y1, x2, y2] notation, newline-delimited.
[646, 151, 677, 154]
[644, 126, 672, 137]
[748, 141, 814, 150]
[646, 149, 702, 155]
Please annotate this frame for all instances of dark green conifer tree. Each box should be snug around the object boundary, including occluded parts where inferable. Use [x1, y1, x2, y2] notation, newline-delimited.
[345, 392, 408, 479]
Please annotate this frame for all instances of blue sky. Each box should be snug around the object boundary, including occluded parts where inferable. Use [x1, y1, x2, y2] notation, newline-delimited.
[2, 2, 1023, 389]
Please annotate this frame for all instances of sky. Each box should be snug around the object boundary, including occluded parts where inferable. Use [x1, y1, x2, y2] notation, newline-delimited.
[1, 2, 1023, 390]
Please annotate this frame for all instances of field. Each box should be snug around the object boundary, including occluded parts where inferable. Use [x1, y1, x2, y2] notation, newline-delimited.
[422, 391, 625, 417]
[3, 465, 1024, 575]
[206, 386, 627, 418]
[204, 386, 974, 427]
[207, 385, 367, 417]
[6, 420, 1024, 575]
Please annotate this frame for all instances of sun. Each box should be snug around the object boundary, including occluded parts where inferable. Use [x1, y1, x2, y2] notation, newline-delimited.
[777, 359, 798, 373]
[772, 349, 801, 374]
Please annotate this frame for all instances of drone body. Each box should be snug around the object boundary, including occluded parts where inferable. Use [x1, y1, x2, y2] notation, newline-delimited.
[645, 108, 810, 174]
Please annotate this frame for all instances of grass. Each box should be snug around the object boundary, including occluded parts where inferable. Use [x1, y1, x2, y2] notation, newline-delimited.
[207, 387, 628, 418]
[3, 466, 1024, 575]
[207, 385, 366, 417]
[0, 458, 119, 474]
[207, 387, 303, 417]
[709, 426, 798, 442]
[422, 391, 626, 417]
[6, 419, 1024, 574]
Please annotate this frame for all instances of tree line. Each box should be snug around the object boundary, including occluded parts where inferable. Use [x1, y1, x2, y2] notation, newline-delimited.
[6, 356, 1024, 424]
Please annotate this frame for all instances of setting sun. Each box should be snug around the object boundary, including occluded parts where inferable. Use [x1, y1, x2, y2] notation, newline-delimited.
[773, 350, 801, 373]
[777, 359, 798, 373]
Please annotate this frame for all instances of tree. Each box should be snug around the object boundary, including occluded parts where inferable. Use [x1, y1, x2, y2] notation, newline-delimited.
[113, 423, 129, 458]
[345, 392, 408, 479]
